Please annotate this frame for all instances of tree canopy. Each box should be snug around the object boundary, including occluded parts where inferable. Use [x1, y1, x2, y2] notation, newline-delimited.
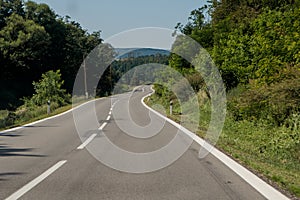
[166, 0, 300, 130]
[0, 0, 102, 109]
[171, 0, 300, 90]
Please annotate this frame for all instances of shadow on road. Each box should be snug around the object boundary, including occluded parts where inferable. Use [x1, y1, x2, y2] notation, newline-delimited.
[0, 172, 24, 181]
[0, 144, 46, 157]
[22, 125, 59, 128]
[0, 133, 23, 137]
[0, 125, 59, 135]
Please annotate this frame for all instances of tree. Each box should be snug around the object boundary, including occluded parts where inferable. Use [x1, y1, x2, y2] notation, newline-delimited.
[31, 70, 69, 106]
[248, 8, 300, 85]
[62, 20, 102, 91]
[0, 0, 24, 29]
[0, 1, 103, 109]
[25, 1, 56, 27]
[0, 13, 50, 77]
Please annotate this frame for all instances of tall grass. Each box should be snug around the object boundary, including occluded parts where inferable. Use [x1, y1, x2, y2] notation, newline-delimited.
[220, 115, 300, 197]
[146, 89, 300, 198]
[0, 110, 9, 128]
[0, 103, 66, 130]
[0, 95, 94, 130]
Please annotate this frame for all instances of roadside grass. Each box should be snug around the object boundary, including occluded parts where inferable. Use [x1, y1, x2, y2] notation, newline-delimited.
[0, 97, 89, 131]
[0, 105, 71, 131]
[146, 93, 300, 199]
[220, 117, 300, 198]
[0, 110, 9, 128]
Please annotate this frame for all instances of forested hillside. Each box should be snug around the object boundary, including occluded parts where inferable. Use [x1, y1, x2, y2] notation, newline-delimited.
[98, 54, 169, 96]
[0, 0, 102, 109]
[167, 0, 300, 125]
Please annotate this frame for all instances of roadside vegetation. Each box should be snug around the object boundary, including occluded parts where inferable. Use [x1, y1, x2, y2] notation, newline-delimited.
[0, 0, 102, 110]
[0, 70, 71, 130]
[1, 0, 299, 198]
[147, 87, 300, 198]
[147, 0, 300, 198]
[0, 0, 169, 130]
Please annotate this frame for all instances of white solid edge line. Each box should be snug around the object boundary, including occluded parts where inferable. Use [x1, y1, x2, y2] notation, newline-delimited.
[0, 98, 106, 134]
[98, 122, 108, 130]
[141, 86, 289, 200]
[77, 133, 97, 150]
[5, 160, 67, 200]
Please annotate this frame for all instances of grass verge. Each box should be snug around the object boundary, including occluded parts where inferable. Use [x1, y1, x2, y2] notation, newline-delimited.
[0, 98, 89, 131]
[146, 92, 300, 199]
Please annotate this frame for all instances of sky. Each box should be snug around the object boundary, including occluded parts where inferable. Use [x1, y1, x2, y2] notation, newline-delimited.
[32, 0, 206, 40]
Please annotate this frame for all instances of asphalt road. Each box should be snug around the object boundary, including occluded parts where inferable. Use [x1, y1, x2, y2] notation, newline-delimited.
[0, 86, 280, 199]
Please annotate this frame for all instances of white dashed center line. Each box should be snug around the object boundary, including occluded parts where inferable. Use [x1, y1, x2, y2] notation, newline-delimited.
[77, 133, 97, 150]
[6, 99, 119, 200]
[77, 102, 115, 150]
[98, 122, 108, 130]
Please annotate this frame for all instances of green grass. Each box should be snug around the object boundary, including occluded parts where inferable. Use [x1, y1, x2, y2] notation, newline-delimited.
[146, 93, 300, 199]
[0, 98, 89, 131]
[0, 105, 70, 131]
[0, 110, 9, 128]
[219, 118, 300, 198]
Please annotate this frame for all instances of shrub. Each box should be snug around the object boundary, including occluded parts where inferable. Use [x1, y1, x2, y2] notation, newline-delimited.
[31, 70, 70, 106]
[229, 73, 300, 125]
[4, 111, 18, 127]
[0, 110, 8, 128]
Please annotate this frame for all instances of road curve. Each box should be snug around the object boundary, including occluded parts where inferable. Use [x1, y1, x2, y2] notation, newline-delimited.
[0, 86, 287, 199]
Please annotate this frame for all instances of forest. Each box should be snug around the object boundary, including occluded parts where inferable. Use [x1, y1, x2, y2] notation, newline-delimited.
[0, 0, 170, 128]
[0, 0, 170, 110]
[163, 0, 300, 126]
[0, 0, 102, 109]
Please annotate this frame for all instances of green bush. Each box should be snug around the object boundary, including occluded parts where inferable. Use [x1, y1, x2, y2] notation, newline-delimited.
[0, 111, 18, 128]
[0, 110, 8, 128]
[0, 70, 71, 129]
[31, 70, 70, 106]
[153, 84, 164, 97]
[229, 74, 300, 125]
[16, 101, 59, 123]
[5, 112, 18, 126]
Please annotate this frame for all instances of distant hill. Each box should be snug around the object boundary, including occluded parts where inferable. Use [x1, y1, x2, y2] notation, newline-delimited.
[115, 48, 170, 59]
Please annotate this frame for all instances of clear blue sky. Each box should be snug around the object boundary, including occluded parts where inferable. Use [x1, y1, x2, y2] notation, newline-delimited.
[32, 0, 206, 39]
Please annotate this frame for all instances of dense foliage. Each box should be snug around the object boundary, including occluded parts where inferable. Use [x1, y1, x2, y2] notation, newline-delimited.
[0, 70, 70, 128]
[151, 0, 300, 197]
[30, 70, 69, 106]
[170, 0, 300, 124]
[0, 0, 102, 109]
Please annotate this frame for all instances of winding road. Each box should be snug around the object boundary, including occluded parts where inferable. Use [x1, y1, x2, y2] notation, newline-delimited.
[0, 86, 288, 199]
